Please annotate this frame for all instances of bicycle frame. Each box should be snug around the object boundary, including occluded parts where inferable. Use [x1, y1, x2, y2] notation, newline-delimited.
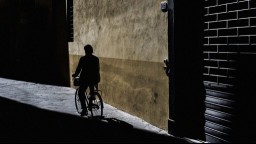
[73, 76, 103, 117]
[75, 86, 103, 117]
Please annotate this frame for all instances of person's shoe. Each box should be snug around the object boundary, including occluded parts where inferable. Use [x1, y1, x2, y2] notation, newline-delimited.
[80, 109, 88, 116]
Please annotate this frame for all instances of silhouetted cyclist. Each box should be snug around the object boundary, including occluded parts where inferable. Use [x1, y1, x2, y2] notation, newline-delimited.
[72, 44, 100, 116]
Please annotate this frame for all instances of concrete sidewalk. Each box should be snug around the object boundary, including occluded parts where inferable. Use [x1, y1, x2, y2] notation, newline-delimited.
[0, 77, 188, 143]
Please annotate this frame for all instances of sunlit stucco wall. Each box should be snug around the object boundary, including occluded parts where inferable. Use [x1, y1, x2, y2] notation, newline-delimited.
[69, 0, 168, 130]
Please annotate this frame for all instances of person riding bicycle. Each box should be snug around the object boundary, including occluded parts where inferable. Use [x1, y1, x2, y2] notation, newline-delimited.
[72, 44, 100, 116]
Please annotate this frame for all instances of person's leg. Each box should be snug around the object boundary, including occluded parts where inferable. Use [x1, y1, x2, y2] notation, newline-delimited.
[88, 84, 95, 108]
[89, 84, 95, 95]
[78, 84, 88, 110]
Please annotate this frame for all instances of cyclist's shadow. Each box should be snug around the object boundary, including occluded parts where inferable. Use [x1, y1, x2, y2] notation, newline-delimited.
[88, 116, 134, 129]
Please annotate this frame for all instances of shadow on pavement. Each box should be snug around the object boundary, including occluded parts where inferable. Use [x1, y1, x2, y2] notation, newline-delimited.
[0, 96, 186, 143]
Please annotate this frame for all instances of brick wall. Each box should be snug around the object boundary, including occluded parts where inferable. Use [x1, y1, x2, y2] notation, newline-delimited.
[204, 0, 256, 142]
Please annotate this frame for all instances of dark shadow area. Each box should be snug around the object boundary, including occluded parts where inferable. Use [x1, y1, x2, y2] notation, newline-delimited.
[0, 0, 70, 87]
[234, 54, 256, 143]
[0, 96, 186, 143]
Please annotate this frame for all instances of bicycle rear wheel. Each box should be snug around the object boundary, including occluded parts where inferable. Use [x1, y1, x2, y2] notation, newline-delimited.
[75, 88, 83, 114]
[90, 92, 104, 117]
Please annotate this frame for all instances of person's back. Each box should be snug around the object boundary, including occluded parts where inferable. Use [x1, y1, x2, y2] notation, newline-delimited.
[79, 54, 100, 85]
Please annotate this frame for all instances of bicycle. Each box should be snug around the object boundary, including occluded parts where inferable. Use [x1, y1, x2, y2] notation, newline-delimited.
[73, 77, 104, 117]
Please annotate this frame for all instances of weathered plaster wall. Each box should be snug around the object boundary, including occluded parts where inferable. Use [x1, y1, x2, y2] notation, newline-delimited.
[69, 0, 168, 62]
[69, 0, 168, 130]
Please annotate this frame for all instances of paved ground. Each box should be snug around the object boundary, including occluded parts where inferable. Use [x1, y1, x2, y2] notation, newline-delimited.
[0, 77, 187, 143]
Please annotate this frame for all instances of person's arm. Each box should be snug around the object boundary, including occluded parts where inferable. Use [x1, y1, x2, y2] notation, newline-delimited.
[97, 58, 100, 73]
[72, 57, 83, 77]
[96, 57, 100, 83]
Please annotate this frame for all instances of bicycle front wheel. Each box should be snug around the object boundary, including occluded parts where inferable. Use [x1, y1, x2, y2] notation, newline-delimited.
[75, 88, 83, 114]
[90, 92, 104, 117]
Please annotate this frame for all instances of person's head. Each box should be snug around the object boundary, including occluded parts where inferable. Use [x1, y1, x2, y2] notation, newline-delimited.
[84, 44, 93, 55]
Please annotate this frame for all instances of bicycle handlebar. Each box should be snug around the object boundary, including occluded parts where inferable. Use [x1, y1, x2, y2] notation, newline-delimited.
[72, 75, 100, 91]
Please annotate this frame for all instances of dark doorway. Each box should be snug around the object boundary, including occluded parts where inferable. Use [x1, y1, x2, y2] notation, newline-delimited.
[167, 0, 206, 141]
